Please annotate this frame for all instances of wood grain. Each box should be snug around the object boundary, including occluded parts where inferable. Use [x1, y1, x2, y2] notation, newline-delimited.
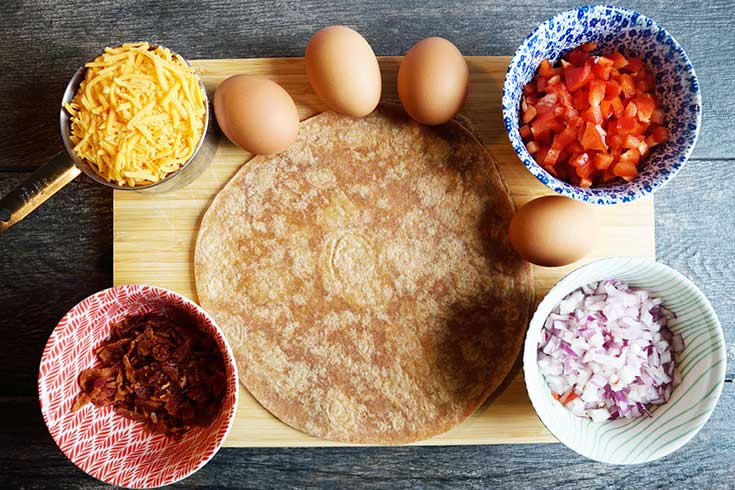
[0, 0, 733, 487]
[0, 174, 112, 394]
[113, 57, 654, 447]
[0, 0, 732, 170]
[2, 382, 733, 488]
[654, 158, 735, 377]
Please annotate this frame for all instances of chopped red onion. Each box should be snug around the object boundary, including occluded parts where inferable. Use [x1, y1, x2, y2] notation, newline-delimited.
[538, 280, 683, 422]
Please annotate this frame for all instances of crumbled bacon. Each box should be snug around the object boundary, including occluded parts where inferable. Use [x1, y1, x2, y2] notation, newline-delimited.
[72, 311, 227, 437]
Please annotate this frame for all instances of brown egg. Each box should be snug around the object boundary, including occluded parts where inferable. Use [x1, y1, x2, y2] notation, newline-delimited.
[305, 25, 382, 117]
[213, 75, 299, 155]
[397, 37, 469, 125]
[508, 196, 598, 267]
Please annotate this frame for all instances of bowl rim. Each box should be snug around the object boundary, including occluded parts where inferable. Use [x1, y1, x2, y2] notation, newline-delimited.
[502, 4, 702, 204]
[522, 256, 726, 464]
[37, 284, 239, 488]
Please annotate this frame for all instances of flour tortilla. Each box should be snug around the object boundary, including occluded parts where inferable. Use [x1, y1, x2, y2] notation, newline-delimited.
[195, 105, 533, 444]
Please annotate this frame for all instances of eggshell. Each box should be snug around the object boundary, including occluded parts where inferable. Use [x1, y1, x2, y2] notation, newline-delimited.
[213, 75, 299, 155]
[508, 196, 598, 267]
[305, 25, 382, 117]
[397, 37, 469, 125]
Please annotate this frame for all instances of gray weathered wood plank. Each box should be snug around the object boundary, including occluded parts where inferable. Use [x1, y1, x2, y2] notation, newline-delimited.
[655, 158, 735, 373]
[0, 0, 732, 169]
[1, 382, 733, 489]
[1, 2, 733, 488]
[2, 157, 732, 398]
[0, 173, 112, 394]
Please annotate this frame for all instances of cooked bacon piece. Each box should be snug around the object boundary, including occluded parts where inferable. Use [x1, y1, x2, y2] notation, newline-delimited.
[72, 312, 226, 437]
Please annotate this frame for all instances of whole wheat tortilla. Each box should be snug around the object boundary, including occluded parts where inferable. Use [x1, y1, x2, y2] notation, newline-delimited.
[195, 105, 533, 444]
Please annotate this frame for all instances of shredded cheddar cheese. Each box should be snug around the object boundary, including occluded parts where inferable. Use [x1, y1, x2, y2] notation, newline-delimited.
[64, 43, 206, 187]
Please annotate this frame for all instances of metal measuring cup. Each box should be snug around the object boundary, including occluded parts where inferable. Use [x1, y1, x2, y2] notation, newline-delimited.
[0, 45, 218, 233]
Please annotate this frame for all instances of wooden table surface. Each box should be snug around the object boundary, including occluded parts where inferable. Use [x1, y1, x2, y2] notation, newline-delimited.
[1, 0, 732, 488]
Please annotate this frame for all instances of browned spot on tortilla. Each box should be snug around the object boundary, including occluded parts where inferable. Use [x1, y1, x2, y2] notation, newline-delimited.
[195, 105, 533, 444]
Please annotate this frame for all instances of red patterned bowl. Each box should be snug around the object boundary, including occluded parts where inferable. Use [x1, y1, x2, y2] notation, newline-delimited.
[38, 285, 239, 488]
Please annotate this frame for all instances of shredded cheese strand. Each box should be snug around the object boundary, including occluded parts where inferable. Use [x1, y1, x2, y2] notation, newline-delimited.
[66, 42, 205, 187]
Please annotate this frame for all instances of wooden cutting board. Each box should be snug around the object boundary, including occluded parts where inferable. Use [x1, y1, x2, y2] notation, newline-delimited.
[113, 56, 655, 447]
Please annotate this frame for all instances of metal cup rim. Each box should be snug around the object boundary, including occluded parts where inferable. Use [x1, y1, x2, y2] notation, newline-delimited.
[59, 43, 211, 191]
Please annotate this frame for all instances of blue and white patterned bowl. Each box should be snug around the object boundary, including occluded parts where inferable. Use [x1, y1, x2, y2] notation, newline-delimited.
[502, 5, 701, 204]
[523, 257, 726, 464]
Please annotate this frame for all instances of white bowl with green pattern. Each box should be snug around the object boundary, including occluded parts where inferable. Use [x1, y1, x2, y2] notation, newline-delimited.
[523, 256, 726, 464]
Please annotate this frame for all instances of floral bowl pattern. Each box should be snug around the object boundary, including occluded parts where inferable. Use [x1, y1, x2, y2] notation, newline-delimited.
[38, 285, 239, 488]
[502, 5, 701, 204]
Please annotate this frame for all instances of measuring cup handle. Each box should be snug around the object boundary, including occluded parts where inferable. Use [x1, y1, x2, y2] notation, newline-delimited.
[0, 152, 82, 233]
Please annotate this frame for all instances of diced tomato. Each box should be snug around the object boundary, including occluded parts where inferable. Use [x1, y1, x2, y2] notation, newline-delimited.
[569, 152, 590, 168]
[578, 177, 593, 188]
[651, 108, 665, 125]
[573, 88, 590, 111]
[607, 133, 624, 150]
[625, 57, 644, 75]
[588, 78, 606, 106]
[519, 124, 532, 140]
[601, 167, 617, 183]
[522, 43, 665, 187]
[619, 148, 641, 166]
[633, 94, 656, 123]
[535, 130, 552, 146]
[544, 147, 561, 165]
[582, 105, 603, 124]
[617, 116, 638, 133]
[535, 93, 558, 115]
[538, 59, 559, 78]
[522, 105, 537, 124]
[593, 152, 614, 169]
[576, 162, 596, 179]
[592, 60, 612, 80]
[599, 100, 612, 119]
[630, 120, 648, 136]
[564, 59, 593, 92]
[624, 134, 642, 149]
[581, 122, 608, 152]
[566, 140, 584, 154]
[567, 46, 589, 67]
[552, 126, 578, 149]
[558, 106, 579, 123]
[596, 55, 614, 67]
[537, 77, 546, 93]
[651, 125, 670, 144]
[608, 50, 628, 69]
[613, 160, 638, 181]
[636, 79, 650, 93]
[605, 80, 622, 99]
[531, 110, 564, 137]
[624, 101, 638, 119]
[536, 145, 550, 164]
[620, 73, 636, 98]
[552, 391, 561, 401]
[609, 96, 624, 117]
[546, 82, 574, 107]
[569, 115, 585, 131]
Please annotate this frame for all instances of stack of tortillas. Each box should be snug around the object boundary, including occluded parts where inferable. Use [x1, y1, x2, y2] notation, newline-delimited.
[195, 105, 533, 444]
